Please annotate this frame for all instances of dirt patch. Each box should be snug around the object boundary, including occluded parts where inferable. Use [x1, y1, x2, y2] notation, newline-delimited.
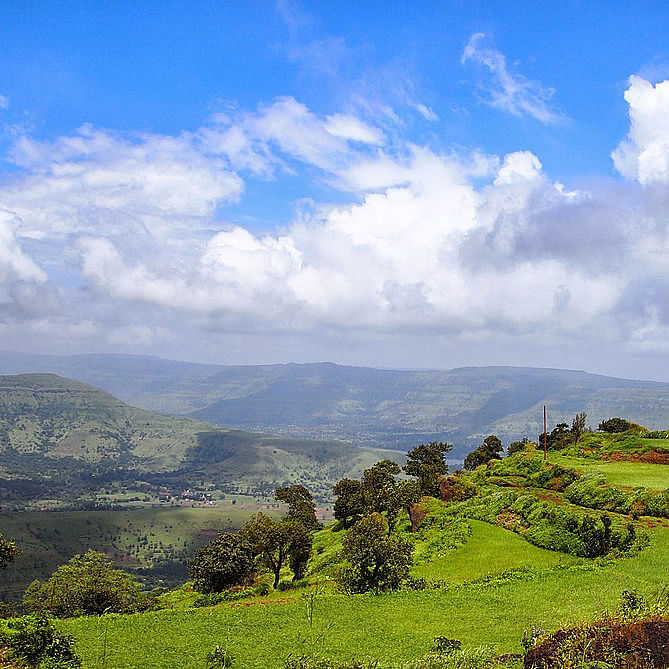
[496, 511, 526, 531]
[536, 492, 563, 504]
[227, 597, 292, 608]
[525, 620, 669, 668]
[604, 451, 669, 464]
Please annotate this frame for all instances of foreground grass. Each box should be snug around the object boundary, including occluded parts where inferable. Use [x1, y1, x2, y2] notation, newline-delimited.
[61, 526, 669, 669]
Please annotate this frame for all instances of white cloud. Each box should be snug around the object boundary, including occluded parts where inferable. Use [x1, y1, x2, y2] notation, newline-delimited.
[2, 82, 669, 368]
[462, 33, 565, 124]
[0, 210, 46, 283]
[412, 103, 438, 121]
[324, 113, 384, 144]
[0, 94, 8, 109]
[612, 75, 669, 185]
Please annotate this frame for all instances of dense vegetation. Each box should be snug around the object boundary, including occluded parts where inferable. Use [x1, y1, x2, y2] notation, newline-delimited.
[2, 398, 669, 668]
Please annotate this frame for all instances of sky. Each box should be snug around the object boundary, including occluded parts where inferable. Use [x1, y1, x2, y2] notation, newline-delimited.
[2, 1, 669, 379]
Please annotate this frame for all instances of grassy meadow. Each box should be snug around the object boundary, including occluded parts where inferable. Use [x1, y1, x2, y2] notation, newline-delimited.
[59, 523, 669, 669]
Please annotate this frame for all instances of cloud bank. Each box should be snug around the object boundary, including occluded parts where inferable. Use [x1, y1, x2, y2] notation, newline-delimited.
[0, 74, 669, 372]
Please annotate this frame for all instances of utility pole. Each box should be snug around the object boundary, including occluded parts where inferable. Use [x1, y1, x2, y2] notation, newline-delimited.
[543, 405, 547, 462]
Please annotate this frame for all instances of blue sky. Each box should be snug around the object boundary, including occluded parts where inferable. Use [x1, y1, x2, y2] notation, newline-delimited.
[2, 1, 669, 378]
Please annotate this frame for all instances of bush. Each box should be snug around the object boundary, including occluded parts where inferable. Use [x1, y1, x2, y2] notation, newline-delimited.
[255, 582, 271, 596]
[23, 551, 154, 618]
[0, 613, 81, 668]
[277, 580, 295, 592]
[338, 513, 413, 594]
[189, 532, 255, 594]
[206, 645, 235, 668]
[598, 417, 637, 433]
[193, 592, 223, 608]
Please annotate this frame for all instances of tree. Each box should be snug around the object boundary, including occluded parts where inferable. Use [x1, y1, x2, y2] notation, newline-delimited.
[333, 478, 365, 529]
[360, 460, 405, 533]
[537, 423, 572, 451]
[598, 417, 634, 433]
[463, 435, 504, 470]
[507, 438, 530, 457]
[0, 533, 18, 570]
[189, 532, 255, 593]
[23, 550, 151, 617]
[403, 442, 452, 497]
[241, 513, 312, 587]
[571, 412, 587, 443]
[339, 513, 413, 593]
[275, 484, 320, 531]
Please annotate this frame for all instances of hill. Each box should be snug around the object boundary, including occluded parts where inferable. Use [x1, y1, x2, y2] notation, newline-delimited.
[57, 445, 669, 668]
[0, 374, 403, 509]
[3, 352, 669, 451]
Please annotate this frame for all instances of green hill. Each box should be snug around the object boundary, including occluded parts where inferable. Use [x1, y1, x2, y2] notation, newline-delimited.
[3, 352, 669, 452]
[0, 374, 404, 509]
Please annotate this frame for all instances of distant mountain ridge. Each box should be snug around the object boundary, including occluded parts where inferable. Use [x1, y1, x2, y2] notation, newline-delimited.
[0, 373, 402, 507]
[2, 352, 669, 452]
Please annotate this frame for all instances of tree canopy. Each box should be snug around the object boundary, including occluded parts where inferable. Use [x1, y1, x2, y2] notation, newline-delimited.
[241, 513, 312, 587]
[189, 532, 256, 594]
[23, 550, 151, 617]
[463, 435, 503, 470]
[275, 484, 320, 531]
[339, 513, 413, 593]
[0, 533, 18, 570]
[403, 441, 452, 497]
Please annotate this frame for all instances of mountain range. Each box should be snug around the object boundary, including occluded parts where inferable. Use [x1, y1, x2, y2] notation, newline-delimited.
[2, 351, 669, 452]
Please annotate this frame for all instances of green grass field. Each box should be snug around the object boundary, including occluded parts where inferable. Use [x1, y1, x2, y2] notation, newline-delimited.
[413, 519, 581, 582]
[60, 525, 669, 669]
[549, 453, 669, 490]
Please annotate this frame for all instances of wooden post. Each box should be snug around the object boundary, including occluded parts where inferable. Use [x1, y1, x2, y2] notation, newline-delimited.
[543, 405, 547, 461]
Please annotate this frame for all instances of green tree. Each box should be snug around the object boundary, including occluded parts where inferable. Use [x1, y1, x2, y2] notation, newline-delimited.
[189, 532, 255, 593]
[333, 479, 365, 529]
[538, 422, 573, 450]
[403, 441, 452, 497]
[598, 417, 635, 433]
[241, 513, 312, 587]
[23, 550, 151, 617]
[571, 412, 587, 443]
[339, 513, 413, 593]
[360, 460, 405, 532]
[0, 533, 18, 570]
[507, 438, 531, 457]
[275, 484, 320, 531]
[463, 435, 504, 470]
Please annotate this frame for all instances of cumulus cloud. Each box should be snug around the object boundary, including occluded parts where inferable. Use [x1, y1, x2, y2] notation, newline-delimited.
[612, 75, 669, 185]
[461, 33, 565, 124]
[2, 78, 669, 366]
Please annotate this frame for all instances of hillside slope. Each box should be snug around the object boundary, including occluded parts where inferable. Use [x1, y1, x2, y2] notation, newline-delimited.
[0, 374, 402, 507]
[3, 352, 669, 451]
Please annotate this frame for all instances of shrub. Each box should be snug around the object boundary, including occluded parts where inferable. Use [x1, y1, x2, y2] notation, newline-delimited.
[193, 592, 223, 608]
[338, 513, 413, 594]
[206, 644, 235, 668]
[189, 532, 255, 594]
[598, 417, 637, 433]
[0, 613, 81, 668]
[277, 580, 295, 592]
[23, 550, 153, 618]
[255, 582, 271, 596]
